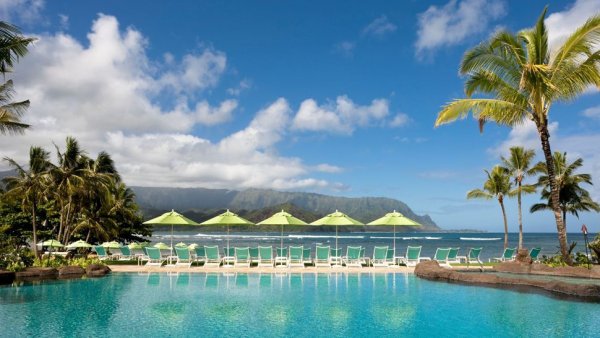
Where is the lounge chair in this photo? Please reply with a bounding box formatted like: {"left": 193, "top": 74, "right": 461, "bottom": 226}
{"left": 258, "top": 246, "right": 274, "bottom": 267}
{"left": 491, "top": 247, "right": 516, "bottom": 262}
{"left": 234, "top": 247, "right": 251, "bottom": 267}
{"left": 194, "top": 247, "right": 206, "bottom": 265}
{"left": 303, "top": 247, "right": 313, "bottom": 266}
{"left": 447, "top": 247, "right": 460, "bottom": 265}
{"left": 344, "top": 246, "right": 362, "bottom": 268}
{"left": 250, "top": 247, "right": 260, "bottom": 265}
{"left": 223, "top": 247, "right": 235, "bottom": 267}
{"left": 204, "top": 245, "right": 221, "bottom": 267}
{"left": 175, "top": 247, "right": 193, "bottom": 268}
{"left": 288, "top": 246, "right": 304, "bottom": 268}
{"left": 402, "top": 246, "right": 424, "bottom": 267}
{"left": 94, "top": 246, "right": 110, "bottom": 261}
{"left": 315, "top": 245, "right": 331, "bottom": 267}
{"left": 145, "top": 247, "right": 164, "bottom": 266}
{"left": 529, "top": 247, "right": 542, "bottom": 262}
{"left": 359, "top": 247, "right": 370, "bottom": 266}
{"left": 118, "top": 246, "right": 133, "bottom": 261}
{"left": 386, "top": 247, "right": 397, "bottom": 267}
{"left": 330, "top": 247, "right": 343, "bottom": 267}
{"left": 466, "top": 247, "right": 483, "bottom": 269}
{"left": 428, "top": 248, "right": 451, "bottom": 267}
{"left": 372, "top": 246, "right": 389, "bottom": 267}
{"left": 275, "top": 247, "right": 288, "bottom": 267}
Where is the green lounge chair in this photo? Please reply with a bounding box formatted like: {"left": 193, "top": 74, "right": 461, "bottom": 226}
{"left": 447, "top": 247, "right": 460, "bottom": 264}
{"left": 529, "top": 247, "right": 542, "bottom": 262}
{"left": 145, "top": 247, "right": 164, "bottom": 266}
{"left": 372, "top": 246, "right": 389, "bottom": 267}
{"left": 403, "top": 246, "right": 423, "bottom": 267}
{"left": 345, "top": 246, "right": 362, "bottom": 268}
{"left": 491, "top": 247, "right": 516, "bottom": 262}
{"left": 222, "top": 247, "right": 235, "bottom": 267}
{"left": 250, "top": 247, "right": 260, "bottom": 265}
{"left": 204, "top": 245, "right": 221, "bottom": 267}
{"left": 330, "top": 247, "right": 343, "bottom": 267}
{"left": 94, "top": 245, "right": 110, "bottom": 261}
{"left": 275, "top": 247, "right": 288, "bottom": 267}
{"left": 303, "top": 247, "right": 313, "bottom": 266}
{"left": 194, "top": 247, "right": 206, "bottom": 265}
{"left": 315, "top": 245, "right": 331, "bottom": 267}
{"left": 175, "top": 247, "right": 193, "bottom": 268}
{"left": 466, "top": 247, "right": 483, "bottom": 269}
{"left": 258, "top": 246, "right": 274, "bottom": 267}
{"left": 386, "top": 247, "right": 397, "bottom": 266}
{"left": 118, "top": 246, "right": 133, "bottom": 261}
{"left": 288, "top": 246, "right": 304, "bottom": 268}
{"left": 428, "top": 247, "right": 451, "bottom": 267}
{"left": 359, "top": 247, "right": 369, "bottom": 266}
{"left": 234, "top": 247, "right": 251, "bottom": 267}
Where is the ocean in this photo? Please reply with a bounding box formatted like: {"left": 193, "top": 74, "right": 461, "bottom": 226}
{"left": 150, "top": 231, "right": 596, "bottom": 262}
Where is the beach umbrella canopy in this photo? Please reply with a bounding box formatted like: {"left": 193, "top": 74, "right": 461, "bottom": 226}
{"left": 153, "top": 242, "right": 172, "bottom": 250}
{"left": 66, "top": 240, "right": 92, "bottom": 249}
{"left": 258, "top": 210, "right": 308, "bottom": 249}
{"left": 143, "top": 209, "right": 199, "bottom": 254}
{"left": 188, "top": 243, "right": 199, "bottom": 250}
{"left": 311, "top": 210, "right": 363, "bottom": 250}
{"left": 201, "top": 209, "right": 254, "bottom": 254}
{"left": 175, "top": 242, "right": 188, "bottom": 247}
{"left": 40, "top": 239, "right": 64, "bottom": 248}
{"left": 367, "top": 210, "right": 421, "bottom": 252}
{"left": 101, "top": 241, "right": 121, "bottom": 249}
{"left": 128, "top": 242, "right": 149, "bottom": 250}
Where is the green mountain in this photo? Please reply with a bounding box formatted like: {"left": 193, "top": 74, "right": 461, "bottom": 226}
{"left": 132, "top": 186, "right": 440, "bottom": 231}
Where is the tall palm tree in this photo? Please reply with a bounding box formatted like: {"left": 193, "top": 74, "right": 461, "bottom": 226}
{"left": 531, "top": 152, "right": 600, "bottom": 227}
{"left": 0, "top": 22, "right": 35, "bottom": 134}
{"left": 434, "top": 8, "right": 600, "bottom": 264}
{"left": 467, "top": 166, "right": 514, "bottom": 249}
{"left": 3, "top": 146, "right": 52, "bottom": 256}
{"left": 501, "top": 146, "right": 540, "bottom": 249}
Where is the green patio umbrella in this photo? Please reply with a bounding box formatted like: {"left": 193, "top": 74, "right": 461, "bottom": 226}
{"left": 175, "top": 242, "right": 188, "bottom": 247}
{"left": 143, "top": 209, "right": 199, "bottom": 255}
{"left": 101, "top": 241, "right": 121, "bottom": 249}
{"left": 66, "top": 240, "right": 92, "bottom": 249}
{"left": 200, "top": 209, "right": 254, "bottom": 255}
{"left": 311, "top": 210, "right": 363, "bottom": 251}
{"left": 128, "top": 242, "right": 149, "bottom": 250}
{"left": 367, "top": 210, "right": 421, "bottom": 253}
{"left": 188, "top": 243, "right": 199, "bottom": 250}
{"left": 39, "top": 239, "right": 64, "bottom": 263}
{"left": 153, "top": 242, "right": 171, "bottom": 250}
{"left": 257, "top": 210, "right": 308, "bottom": 250}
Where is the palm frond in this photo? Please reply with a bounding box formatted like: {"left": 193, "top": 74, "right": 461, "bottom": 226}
{"left": 435, "top": 98, "right": 529, "bottom": 127}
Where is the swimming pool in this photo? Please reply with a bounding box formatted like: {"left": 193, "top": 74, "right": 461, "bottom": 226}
{"left": 1, "top": 273, "right": 598, "bottom": 337}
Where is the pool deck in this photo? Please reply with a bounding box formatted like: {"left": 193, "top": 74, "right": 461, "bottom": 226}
{"left": 107, "top": 264, "right": 492, "bottom": 274}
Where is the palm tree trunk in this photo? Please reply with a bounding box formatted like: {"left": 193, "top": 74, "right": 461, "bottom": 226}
{"left": 538, "top": 124, "right": 572, "bottom": 265}
{"left": 31, "top": 200, "right": 38, "bottom": 258}
{"left": 499, "top": 196, "right": 508, "bottom": 249}
{"left": 517, "top": 182, "right": 523, "bottom": 250}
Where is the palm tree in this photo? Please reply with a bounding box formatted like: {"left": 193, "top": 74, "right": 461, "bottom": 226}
{"left": 0, "top": 22, "right": 35, "bottom": 134}
{"left": 531, "top": 152, "right": 600, "bottom": 227}
{"left": 0, "top": 80, "right": 30, "bottom": 134}
{"left": 434, "top": 8, "right": 600, "bottom": 264}
{"left": 501, "top": 147, "right": 540, "bottom": 249}
{"left": 467, "top": 166, "right": 513, "bottom": 249}
{"left": 3, "top": 146, "right": 52, "bottom": 256}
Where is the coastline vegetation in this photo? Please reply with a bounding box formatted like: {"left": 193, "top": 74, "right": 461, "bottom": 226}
{"left": 435, "top": 7, "right": 600, "bottom": 265}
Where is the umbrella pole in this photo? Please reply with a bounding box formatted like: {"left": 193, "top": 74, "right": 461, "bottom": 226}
{"left": 170, "top": 224, "right": 174, "bottom": 257}
{"left": 336, "top": 225, "right": 338, "bottom": 251}
{"left": 281, "top": 224, "right": 284, "bottom": 251}
{"left": 227, "top": 225, "right": 230, "bottom": 257}
{"left": 393, "top": 224, "right": 396, "bottom": 253}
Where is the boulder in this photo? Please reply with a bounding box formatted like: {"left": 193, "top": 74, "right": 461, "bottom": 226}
{"left": 86, "top": 264, "right": 111, "bottom": 277}
{"left": 515, "top": 249, "right": 531, "bottom": 264}
{"left": 58, "top": 266, "right": 85, "bottom": 277}
{"left": 16, "top": 267, "right": 58, "bottom": 279}
{"left": 0, "top": 270, "right": 15, "bottom": 285}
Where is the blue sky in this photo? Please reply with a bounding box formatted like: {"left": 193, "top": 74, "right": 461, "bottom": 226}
{"left": 1, "top": 0, "right": 599, "bottom": 233}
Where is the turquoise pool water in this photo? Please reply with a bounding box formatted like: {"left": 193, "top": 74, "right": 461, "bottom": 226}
{"left": 1, "top": 273, "right": 598, "bottom": 337}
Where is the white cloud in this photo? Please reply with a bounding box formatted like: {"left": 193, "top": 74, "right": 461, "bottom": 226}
{"left": 292, "top": 96, "right": 390, "bottom": 134}
{"left": 333, "top": 41, "right": 356, "bottom": 57}
{"left": 389, "top": 113, "right": 409, "bottom": 127}
{"left": 546, "top": 0, "right": 600, "bottom": 53}
{"left": 362, "top": 15, "right": 397, "bottom": 38}
{"left": 227, "top": 78, "right": 251, "bottom": 96}
{"left": 583, "top": 105, "right": 600, "bottom": 119}
{"left": 0, "top": 0, "right": 44, "bottom": 24}
{"left": 0, "top": 14, "right": 341, "bottom": 191}
{"left": 58, "top": 14, "right": 69, "bottom": 30}
{"left": 489, "top": 120, "right": 559, "bottom": 157}
{"left": 314, "top": 164, "right": 343, "bottom": 173}
{"left": 415, "top": 0, "right": 506, "bottom": 57}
